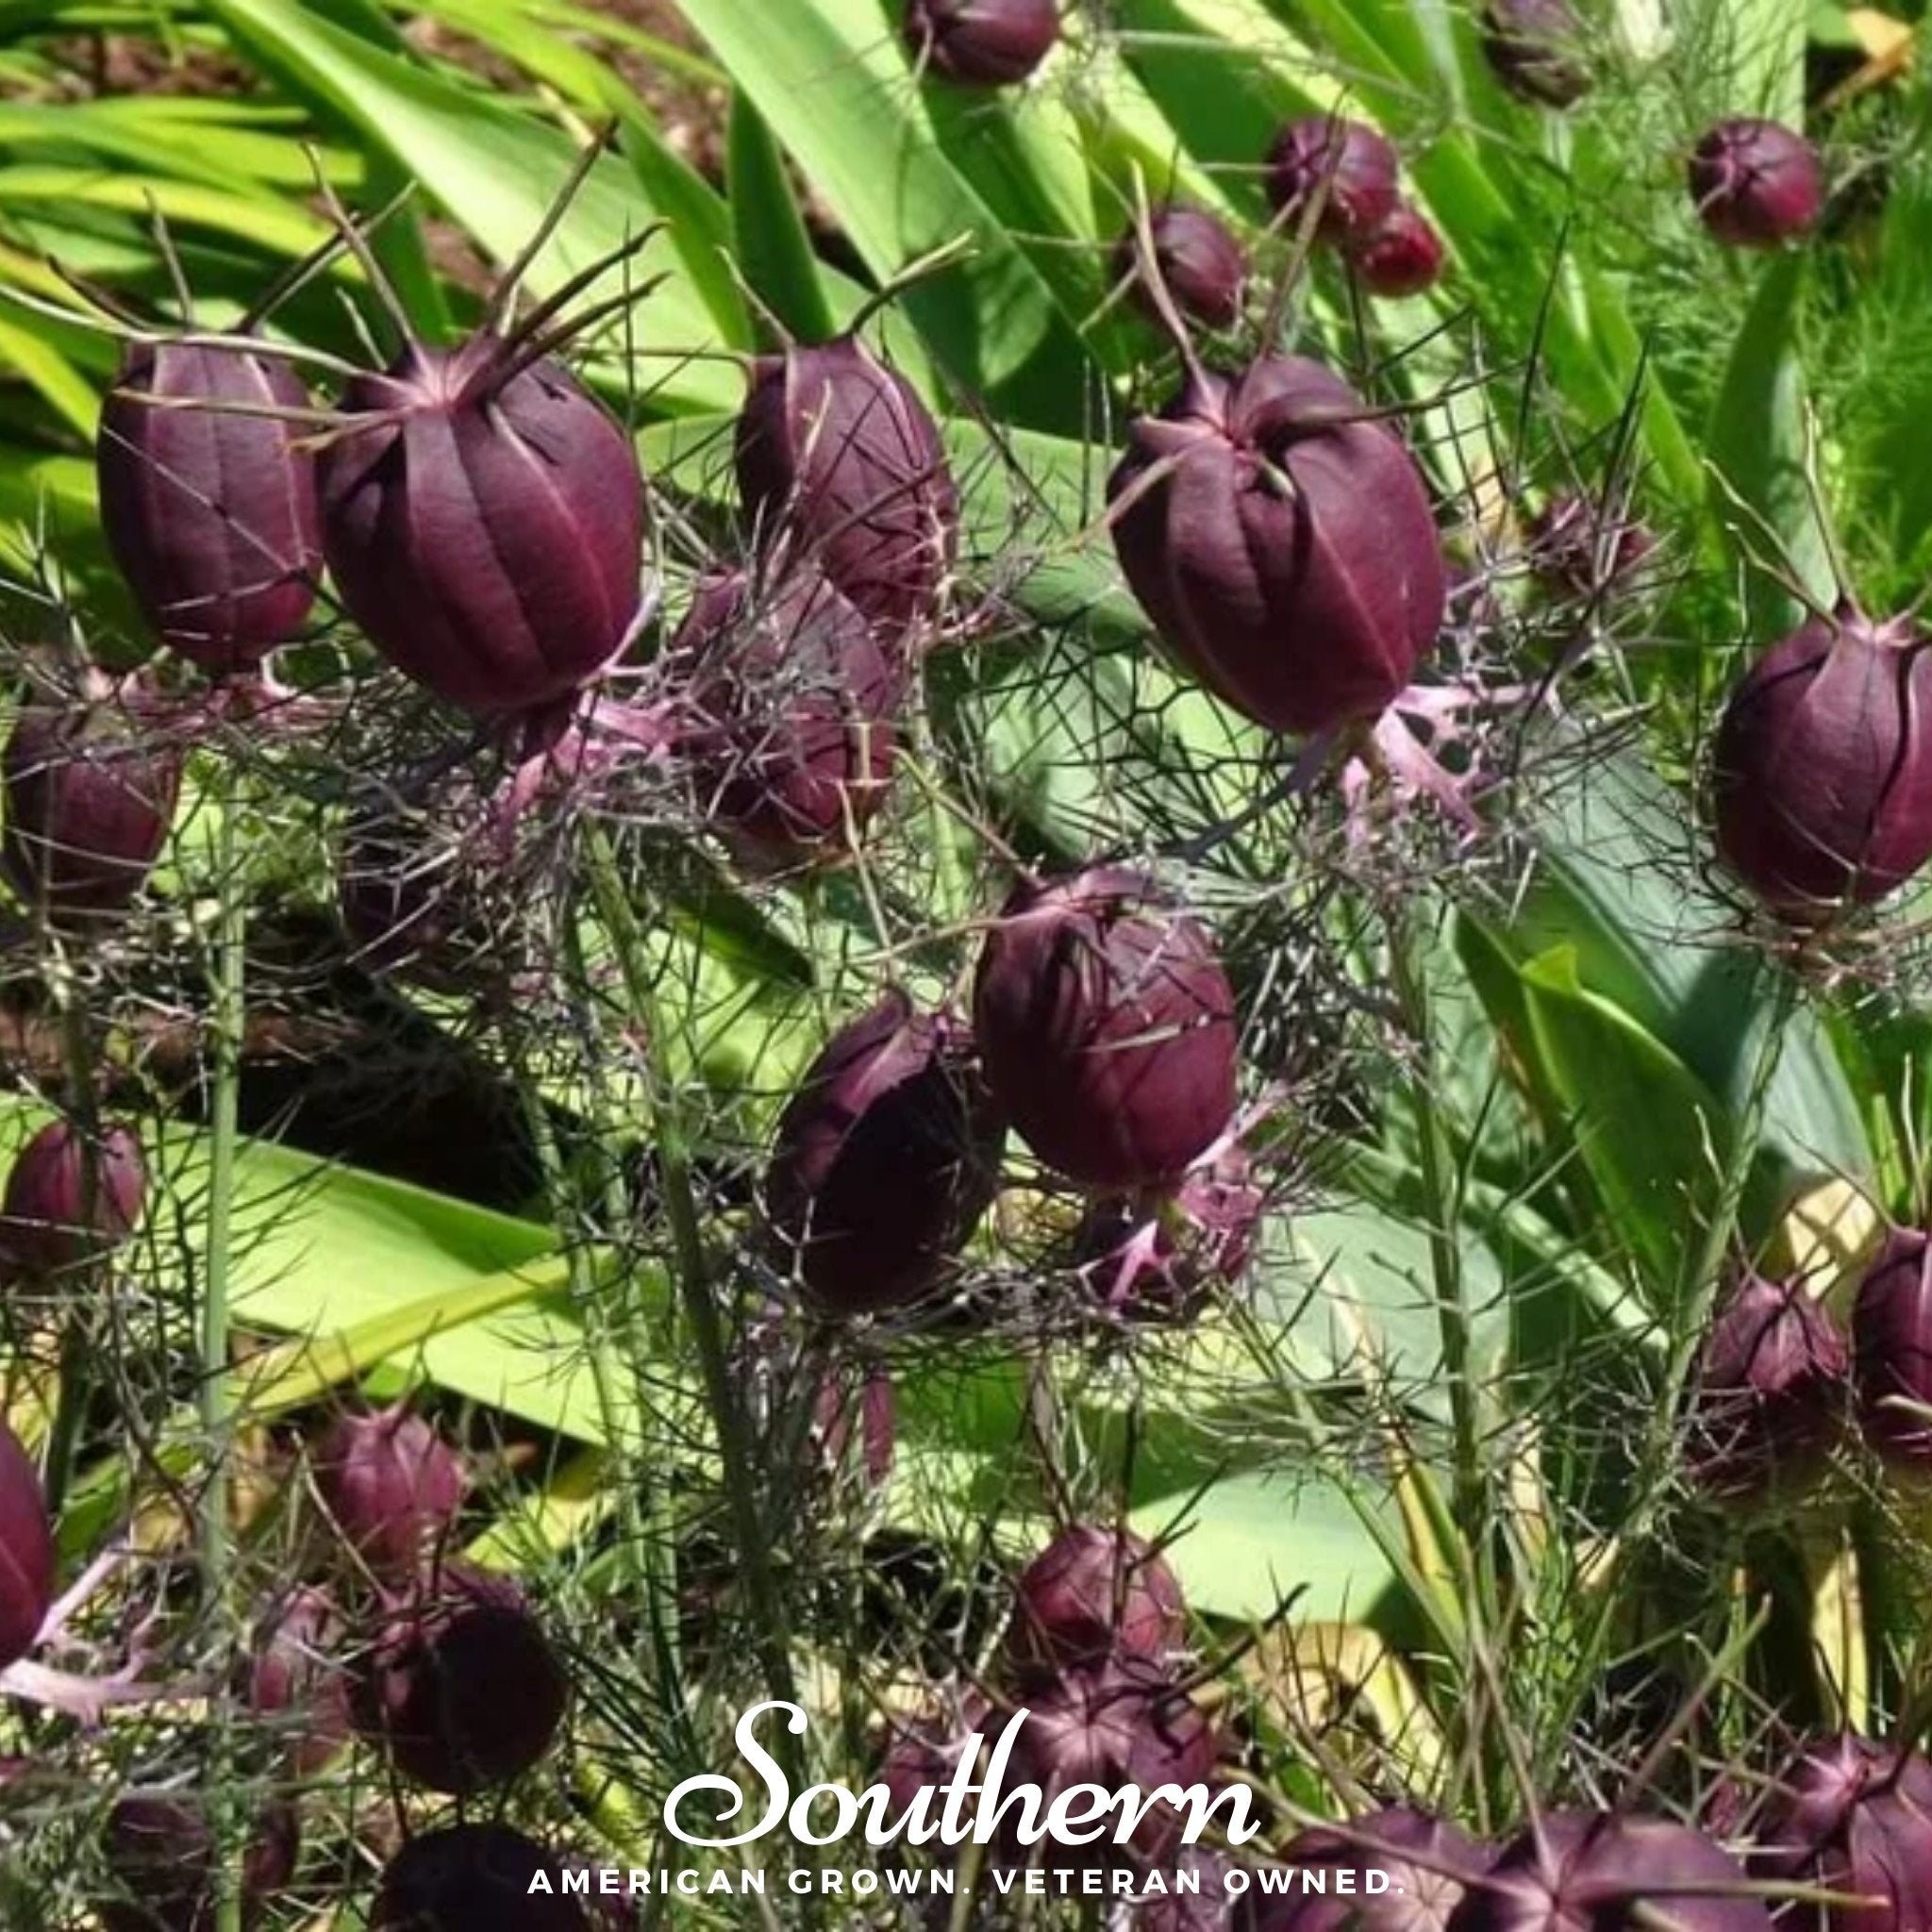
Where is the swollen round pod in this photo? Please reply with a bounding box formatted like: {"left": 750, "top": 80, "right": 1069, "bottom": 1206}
{"left": 1112, "top": 207, "right": 1247, "bottom": 330}
{"left": 0, "top": 1415, "right": 53, "bottom": 1669}
{"left": 96, "top": 339, "right": 322, "bottom": 672}
{"left": 972, "top": 867, "right": 1239, "bottom": 1191}
{"left": 1689, "top": 120, "right": 1824, "bottom": 248}
{"left": 1007, "top": 1524, "right": 1186, "bottom": 1679}
{"left": 370, "top": 1824, "right": 589, "bottom": 1932}
{"left": 1260, "top": 1807, "right": 1489, "bottom": 1932}
{"left": 1344, "top": 203, "right": 1446, "bottom": 299}
{"left": 1481, "top": 0, "right": 1591, "bottom": 108}
{"left": 902, "top": 0, "right": 1059, "bottom": 87}
{"left": 1853, "top": 1229, "right": 1932, "bottom": 1472}
{"left": 98, "top": 1793, "right": 298, "bottom": 1932}
{"left": 311, "top": 1406, "right": 466, "bottom": 1579}
{"left": 1264, "top": 118, "right": 1402, "bottom": 242}
{"left": 0, "top": 1119, "right": 145, "bottom": 1279}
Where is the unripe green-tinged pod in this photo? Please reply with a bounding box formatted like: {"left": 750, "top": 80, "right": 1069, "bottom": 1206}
{"left": 312, "top": 1406, "right": 466, "bottom": 1579}
{"left": 1108, "top": 358, "right": 1445, "bottom": 738}
{"left": 319, "top": 336, "right": 644, "bottom": 719}
{"left": 734, "top": 339, "right": 957, "bottom": 644}
{"left": 96, "top": 340, "right": 321, "bottom": 671}
{"left": 1344, "top": 203, "right": 1446, "bottom": 298}
{"left": 1853, "top": 1229, "right": 1932, "bottom": 1471}
{"left": 1481, "top": 0, "right": 1591, "bottom": 108}
{"left": 1112, "top": 208, "right": 1247, "bottom": 330}
{"left": 974, "top": 868, "right": 1238, "bottom": 1191}
{"left": 766, "top": 990, "right": 1002, "bottom": 1316}
{"left": 1264, "top": 118, "right": 1402, "bottom": 242}
{"left": 98, "top": 1794, "right": 298, "bottom": 1932}
{"left": 0, "top": 1119, "right": 145, "bottom": 1278}
{"left": 371, "top": 1824, "right": 589, "bottom": 1932}
{"left": 0, "top": 1416, "right": 52, "bottom": 1669}
{"left": 1690, "top": 120, "right": 1824, "bottom": 248}
{"left": 1007, "top": 1524, "right": 1185, "bottom": 1680}
{"left": 1261, "top": 1807, "right": 1490, "bottom": 1932}
{"left": 902, "top": 0, "right": 1058, "bottom": 86}
{"left": 1712, "top": 608, "right": 1932, "bottom": 915}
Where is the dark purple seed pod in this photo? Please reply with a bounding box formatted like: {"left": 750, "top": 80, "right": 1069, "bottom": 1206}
{"left": 1751, "top": 1734, "right": 1932, "bottom": 1932}
{"left": 350, "top": 1565, "right": 569, "bottom": 1793}
{"left": 1853, "top": 1228, "right": 1932, "bottom": 1472}
{"left": 319, "top": 335, "right": 644, "bottom": 719}
{"left": 311, "top": 1405, "right": 467, "bottom": 1579}
{"left": 1, "top": 691, "right": 182, "bottom": 924}
{"left": 246, "top": 1585, "right": 352, "bottom": 1775}
{"left": 1448, "top": 1810, "right": 1772, "bottom": 1932}
{"left": 1108, "top": 357, "right": 1446, "bottom": 738}
{"left": 1684, "top": 1273, "right": 1849, "bottom": 1504}
{"left": 1112, "top": 207, "right": 1248, "bottom": 330}
{"left": 96, "top": 339, "right": 321, "bottom": 671}
{"left": 973, "top": 868, "right": 1238, "bottom": 1191}
{"left": 766, "top": 989, "right": 1003, "bottom": 1316}
{"left": 0, "top": 1119, "right": 145, "bottom": 1279}
{"left": 674, "top": 563, "right": 903, "bottom": 872}
{"left": 1264, "top": 117, "right": 1403, "bottom": 242}
{"left": 1259, "top": 1807, "right": 1490, "bottom": 1932}
{"left": 1007, "top": 1524, "right": 1186, "bottom": 1680}
{"left": 1073, "top": 1144, "right": 1262, "bottom": 1316}
{"left": 1525, "top": 492, "right": 1657, "bottom": 599}
{"left": 1344, "top": 201, "right": 1446, "bottom": 298}
{"left": 0, "top": 1416, "right": 53, "bottom": 1670}
{"left": 99, "top": 1794, "right": 298, "bottom": 1932}
{"left": 902, "top": 0, "right": 1059, "bottom": 87}
{"left": 1481, "top": 0, "right": 1591, "bottom": 108}
{"left": 734, "top": 337, "right": 958, "bottom": 643}
{"left": 371, "top": 1824, "right": 590, "bottom": 1932}
{"left": 1689, "top": 119, "right": 1825, "bottom": 249}
{"left": 1711, "top": 608, "right": 1932, "bottom": 915}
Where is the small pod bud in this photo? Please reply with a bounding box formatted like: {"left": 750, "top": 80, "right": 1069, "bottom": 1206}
{"left": 350, "top": 1565, "right": 570, "bottom": 1794}
{"left": 311, "top": 1406, "right": 466, "bottom": 1579}
{"left": 1344, "top": 201, "right": 1446, "bottom": 298}
{"left": 1264, "top": 117, "right": 1403, "bottom": 242}
{"left": 1683, "top": 1272, "right": 1848, "bottom": 1504}
{"left": 973, "top": 868, "right": 1238, "bottom": 1191}
{"left": 1263, "top": 1807, "right": 1489, "bottom": 1932}
{"left": 1481, "top": 0, "right": 1591, "bottom": 108}
{"left": 2, "top": 692, "right": 182, "bottom": 925}
{"left": 901, "top": 0, "right": 1059, "bottom": 87}
{"left": 1108, "top": 358, "right": 1446, "bottom": 738}
{"left": 320, "top": 337, "right": 645, "bottom": 719}
{"left": 245, "top": 1585, "right": 352, "bottom": 1775}
{"left": 96, "top": 339, "right": 322, "bottom": 671}
{"left": 0, "top": 1119, "right": 145, "bottom": 1279}
{"left": 766, "top": 990, "right": 1003, "bottom": 1317}
{"left": 1853, "top": 1229, "right": 1932, "bottom": 1472}
{"left": 0, "top": 1416, "right": 53, "bottom": 1670}
{"left": 1525, "top": 492, "right": 1657, "bottom": 600}
{"left": 734, "top": 338, "right": 958, "bottom": 643}
{"left": 1073, "top": 1144, "right": 1262, "bottom": 1316}
{"left": 1689, "top": 119, "right": 1824, "bottom": 249}
{"left": 1711, "top": 608, "right": 1932, "bottom": 916}
{"left": 371, "top": 1824, "right": 590, "bottom": 1932}
{"left": 99, "top": 1794, "right": 298, "bottom": 1932}
{"left": 1111, "top": 207, "right": 1247, "bottom": 330}
{"left": 1007, "top": 1524, "right": 1186, "bottom": 1679}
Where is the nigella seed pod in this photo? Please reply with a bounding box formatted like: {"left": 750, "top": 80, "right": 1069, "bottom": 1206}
{"left": 1448, "top": 1811, "right": 1772, "bottom": 1932}
{"left": 350, "top": 1565, "right": 569, "bottom": 1793}
{"left": 1074, "top": 1144, "right": 1262, "bottom": 1317}
{"left": 1481, "top": 0, "right": 1591, "bottom": 108}
{"left": 246, "top": 1585, "right": 352, "bottom": 1774}
{"left": 1259, "top": 1807, "right": 1489, "bottom": 1932}
{"left": 96, "top": 339, "right": 321, "bottom": 671}
{"left": 1684, "top": 1272, "right": 1849, "bottom": 1504}
{"left": 1344, "top": 202, "right": 1446, "bottom": 298}
{"left": 973, "top": 868, "right": 1239, "bottom": 1191}
{"left": 312, "top": 1405, "right": 466, "bottom": 1578}
{"left": 0, "top": 1119, "right": 145, "bottom": 1279}
{"left": 734, "top": 338, "right": 958, "bottom": 643}
{"left": 319, "top": 336, "right": 645, "bottom": 719}
{"left": 371, "top": 1824, "right": 590, "bottom": 1932}
{"left": 1853, "top": 1229, "right": 1932, "bottom": 1471}
{"left": 1112, "top": 207, "right": 1247, "bottom": 330}
{"left": 1007, "top": 1524, "right": 1186, "bottom": 1680}
{"left": 1264, "top": 117, "right": 1403, "bottom": 242}
{"left": 674, "top": 564, "right": 903, "bottom": 872}
{"left": 1, "top": 691, "right": 182, "bottom": 925}
{"left": 99, "top": 1794, "right": 299, "bottom": 1932}
{"left": 1689, "top": 119, "right": 1825, "bottom": 249}
{"left": 766, "top": 990, "right": 1003, "bottom": 1317}
{"left": 1109, "top": 358, "right": 1445, "bottom": 738}
{"left": 901, "top": 0, "right": 1059, "bottom": 87}
{"left": 1711, "top": 608, "right": 1932, "bottom": 915}
{"left": 0, "top": 1416, "right": 53, "bottom": 1670}
{"left": 1525, "top": 492, "right": 1657, "bottom": 600}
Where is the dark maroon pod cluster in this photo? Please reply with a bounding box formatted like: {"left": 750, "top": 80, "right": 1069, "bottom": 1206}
{"left": 246, "top": 1585, "right": 352, "bottom": 1775}
{"left": 0, "top": 1118, "right": 145, "bottom": 1280}
{"left": 1, "top": 691, "right": 182, "bottom": 925}
{"left": 765, "top": 989, "right": 1002, "bottom": 1316}
{"left": 973, "top": 868, "right": 1238, "bottom": 1191}
{"left": 1853, "top": 1229, "right": 1932, "bottom": 1472}
{"left": 319, "top": 334, "right": 644, "bottom": 720}
{"left": 901, "top": 0, "right": 1059, "bottom": 87}
{"left": 96, "top": 339, "right": 322, "bottom": 672}
{"left": 1684, "top": 1273, "right": 1849, "bottom": 1505}
{"left": 311, "top": 1405, "right": 466, "bottom": 1579}
{"left": 1261, "top": 1807, "right": 1489, "bottom": 1932}
{"left": 1266, "top": 117, "right": 1402, "bottom": 242}
{"left": 0, "top": 1415, "right": 53, "bottom": 1670}
{"left": 371, "top": 1824, "right": 590, "bottom": 1932}
{"left": 1109, "top": 358, "right": 1445, "bottom": 738}
{"left": 1449, "top": 1810, "right": 1772, "bottom": 1932}
{"left": 99, "top": 1793, "right": 299, "bottom": 1932}
{"left": 350, "top": 1564, "right": 569, "bottom": 1793}
{"left": 1481, "top": 0, "right": 1591, "bottom": 108}
{"left": 1006, "top": 1524, "right": 1185, "bottom": 1679}
{"left": 1112, "top": 207, "right": 1248, "bottom": 331}
{"left": 1689, "top": 120, "right": 1824, "bottom": 249}
{"left": 1711, "top": 607, "right": 1932, "bottom": 916}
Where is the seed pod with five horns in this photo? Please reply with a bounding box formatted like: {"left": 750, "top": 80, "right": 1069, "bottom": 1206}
{"left": 1711, "top": 608, "right": 1932, "bottom": 915}
{"left": 1112, "top": 207, "right": 1247, "bottom": 331}
{"left": 96, "top": 339, "right": 322, "bottom": 672}
{"left": 312, "top": 1406, "right": 466, "bottom": 1578}
{"left": 319, "top": 335, "right": 645, "bottom": 719}
{"left": 1344, "top": 202, "right": 1446, "bottom": 298}
{"left": 0, "top": 1118, "right": 146, "bottom": 1279}
{"left": 1853, "top": 1228, "right": 1932, "bottom": 1472}
{"left": 1690, "top": 120, "right": 1824, "bottom": 249}
{"left": 0, "top": 1415, "right": 53, "bottom": 1670}
{"left": 973, "top": 868, "right": 1239, "bottom": 1191}
{"left": 1108, "top": 358, "right": 1446, "bottom": 738}
{"left": 371, "top": 1824, "right": 589, "bottom": 1932}
{"left": 1007, "top": 1524, "right": 1186, "bottom": 1680}
{"left": 1261, "top": 1807, "right": 1490, "bottom": 1932}
{"left": 1264, "top": 117, "right": 1403, "bottom": 242}
{"left": 901, "top": 0, "right": 1059, "bottom": 87}
{"left": 1481, "top": 0, "right": 1591, "bottom": 108}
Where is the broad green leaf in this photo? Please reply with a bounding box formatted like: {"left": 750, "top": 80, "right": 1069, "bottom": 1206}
{"left": 725, "top": 91, "right": 836, "bottom": 348}
{"left": 0, "top": 311, "right": 96, "bottom": 439}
